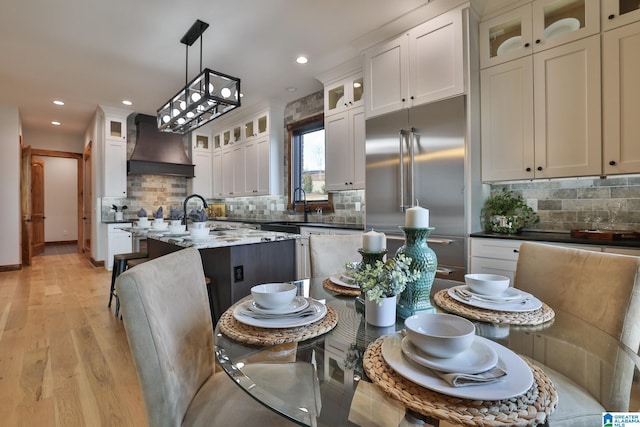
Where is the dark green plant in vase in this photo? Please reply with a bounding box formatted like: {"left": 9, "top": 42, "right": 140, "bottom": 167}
{"left": 481, "top": 189, "right": 539, "bottom": 234}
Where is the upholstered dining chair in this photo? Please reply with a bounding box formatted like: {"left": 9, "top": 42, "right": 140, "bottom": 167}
{"left": 309, "top": 233, "right": 363, "bottom": 278}
{"left": 116, "top": 247, "right": 297, "bottom": 427}
{"left": 512, "top": 242, "right": 640, "bottom": 424}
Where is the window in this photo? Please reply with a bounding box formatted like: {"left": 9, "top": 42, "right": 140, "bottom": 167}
{"left": 288, "top": 115, "right": 333, "bottom": 212}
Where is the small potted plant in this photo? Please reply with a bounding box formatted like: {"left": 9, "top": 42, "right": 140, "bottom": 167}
{"left": 349, "top": 254, "right": 420, "bottom": 326}
{"left": 481, "top": 189, "right": 539, "bottom": 234}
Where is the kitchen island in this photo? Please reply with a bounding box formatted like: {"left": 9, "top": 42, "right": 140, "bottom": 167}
{"left": 144, "top": 227, "right": 299, "bottom": 323}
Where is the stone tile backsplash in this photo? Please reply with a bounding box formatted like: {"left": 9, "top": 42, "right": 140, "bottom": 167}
{"left": 491, "top": 176, "right": 640, "bottom": 232}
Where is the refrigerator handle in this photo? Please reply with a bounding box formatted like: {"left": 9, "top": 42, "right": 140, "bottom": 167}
{"left": 399, "top": 129, "right": 409, "bottom": 212}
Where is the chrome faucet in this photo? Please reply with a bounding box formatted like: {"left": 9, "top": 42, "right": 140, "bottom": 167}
{"left": 292, "top": 187, "right": 309, "bottom": 222}
{"left": 183, "top": 194, "right": 208, "bottom": 231}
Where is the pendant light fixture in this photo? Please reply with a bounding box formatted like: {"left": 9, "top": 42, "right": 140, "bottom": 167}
{"left": 157, "top": 19, "right": 241, "bottom": 134}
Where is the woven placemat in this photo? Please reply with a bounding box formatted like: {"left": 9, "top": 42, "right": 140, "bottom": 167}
{"left": 363, "top": 337, "right": 557, "bottom": 426}
{"left": 219, "top": 305, "right": 338, "bottom": 346}
{"left": 323, "top": 278, "right": 361, "bottom": 296}
{"left": 433, "top": 290, "right": 555, "bottom": 326}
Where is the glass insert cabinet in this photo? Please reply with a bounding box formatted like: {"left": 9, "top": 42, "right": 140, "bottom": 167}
{"left": 479, "top": 0, "right": 599, "bottom": 69}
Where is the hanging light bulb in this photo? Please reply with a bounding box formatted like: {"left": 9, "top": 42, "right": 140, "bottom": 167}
{"left": 221, "top": 87, "right": 231, "bottom": 98}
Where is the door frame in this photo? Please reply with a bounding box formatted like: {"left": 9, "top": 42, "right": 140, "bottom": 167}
{"left": 31, "top": 149, "right": 83, "bottom": 254}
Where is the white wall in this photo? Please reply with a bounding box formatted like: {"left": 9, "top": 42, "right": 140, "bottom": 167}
{"left": 34, "top": 156, "right": 78, "bottom": 242}
{"left": 0, "top": 104, "right": 21, "bottom": 267}
{"left": 23, "top": 128, "right": 84, "bottom": 153}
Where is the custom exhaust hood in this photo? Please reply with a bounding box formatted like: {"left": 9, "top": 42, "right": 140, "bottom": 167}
{"left": 127, "top": 114, "right": 195, "bottom": 177}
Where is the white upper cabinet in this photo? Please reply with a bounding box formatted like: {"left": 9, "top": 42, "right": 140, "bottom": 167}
{"left": 325, "top": 106, "right": 366, "bottom": 191}
{"left": 324, "top": 73, "right": 364, "bottom": 117}
{"left": 210, "top": 103, "right": 282, "bottom": 197}
{"left": 602, "top": 0, "right": 640, "bottom": 30}
{"left": 603, "top": 20, "right": 640, "bottom": 175}
{"left": 101, "top": 109, "right": 129, "bottom": 197}
{"left": 191, "top": 131, "right": 213, "bottom": 198}
{"left": 481, "top": 57, "right": 535, "bottom": 181}
{"left": 532, "top": 35, "right": 601, "bottom": 179}
{"left": 243, "top": 111, "right": 269, "bottom": 142}
{"left": 481, "top": 34, "right": 601, "bottom": 181}
{"left": 364, "top": 8, "right": 465, "bottom": 118}
{"left": 480, "top": 0, "right": 600, "bottom": 69}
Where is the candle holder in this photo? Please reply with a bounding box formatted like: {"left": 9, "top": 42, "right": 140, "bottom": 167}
{"left": 355, "top": 248, "right": 387, "bottom": 314}
{"left": 395, "top": 226, "right": 437, "bottom": 319}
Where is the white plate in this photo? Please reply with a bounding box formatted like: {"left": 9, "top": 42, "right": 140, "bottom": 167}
{"left": 329, "top": 273, "right": 360, "bottom": 289}
{"left": 544, "top": 17, "right": 579, "bottom": 40}
{"left": 233, "top": 298, "right": 327, "bottom": 328}
{"left": 251, "top": 296, "right": 310, "bottom": 314}
{"left": 448, "top": 286, "right": 542, "bottom": 312}
{"left": 461, "top": 285, "right": 527, "bottom": 302}
{"left": 497, "top": 35, "right": 522, "bottom": 56}
{"left": 401, "top": 336, "right": 498, "bottom": 374}
{"left": 382, "top": 333, "right": 533, "bottom": 400}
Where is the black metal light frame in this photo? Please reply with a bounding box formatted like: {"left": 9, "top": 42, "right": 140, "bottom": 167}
{"left": 157, "top": 20, "right": 241, "bottom": 134}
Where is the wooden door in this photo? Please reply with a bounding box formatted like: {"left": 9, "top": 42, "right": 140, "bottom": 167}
{"left": 83, "top": 142, "right": 92, "bottom": 258}
{"left": 21, "top": 146, "right": 33, "bottom": 266}
{"left": 31, "top": 158, "right": 45, "bottom": 256}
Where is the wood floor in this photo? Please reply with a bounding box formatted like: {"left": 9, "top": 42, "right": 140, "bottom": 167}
{"left": 0, "top": 251, "right": 147, "bottom": 426}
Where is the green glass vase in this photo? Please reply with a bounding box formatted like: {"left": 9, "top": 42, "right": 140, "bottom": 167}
{"left": 395, "top": 227, "right": 437, "bottom": 319}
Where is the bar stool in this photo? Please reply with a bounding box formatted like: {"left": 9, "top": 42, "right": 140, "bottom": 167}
{"left": 109, "top": 251, "right": 148, "bottom": 317}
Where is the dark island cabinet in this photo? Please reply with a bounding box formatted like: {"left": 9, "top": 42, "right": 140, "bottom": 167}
{"left": 147, "top": 238, "right": 296, "bottom": 323}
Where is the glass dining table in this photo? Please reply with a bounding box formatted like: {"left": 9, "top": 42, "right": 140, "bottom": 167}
{"left": 213, "top": 277, "right": 640, "bottom": 426}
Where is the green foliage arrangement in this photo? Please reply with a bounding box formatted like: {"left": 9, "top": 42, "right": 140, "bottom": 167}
{"left": 481, "top": 189, "right": 539, "bottom": 234}
{"left": 349, "top": 254, "right": 421, "bottom": 305}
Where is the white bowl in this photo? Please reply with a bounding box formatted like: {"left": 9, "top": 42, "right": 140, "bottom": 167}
{"left": 404, "top": 313, "right": 475, "bottom": 358}
{"left": 251, "top": 283, "right": 297, "bottom": 309}
{"left": 190, "top": 227, "right": 210, "bottom": 239}
{"left": 464, "top": 273, "right": 510, "bottom": 296}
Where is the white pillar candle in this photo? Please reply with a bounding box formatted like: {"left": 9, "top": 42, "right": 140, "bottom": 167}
{"left": 406, "top": 206, "right": 429, "bottom": 228}
{"left": 363, "top": 230, "right": 385, "bottom": 252}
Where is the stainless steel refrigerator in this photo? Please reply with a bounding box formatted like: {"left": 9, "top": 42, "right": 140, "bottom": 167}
{"left": 365, "top": 95, "right": 466, "bottom": 281}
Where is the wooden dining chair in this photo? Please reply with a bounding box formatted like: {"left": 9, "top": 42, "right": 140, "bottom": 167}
{"left": 309, "top": 233, "right": 363, "bottom": 278}
{"left": 512, "top": 242, "right": 640, "bottom": 424}
{"left": 116, "top": 247, "right": 297, "bottom": 427}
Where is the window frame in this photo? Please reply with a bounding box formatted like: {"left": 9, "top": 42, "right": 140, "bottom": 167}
{"left": 287, "top": 114, "right": 334, "bottom": 213}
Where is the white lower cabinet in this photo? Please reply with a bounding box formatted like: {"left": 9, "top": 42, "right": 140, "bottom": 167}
{"left": 106, "top": 223, "right": 132, "bottom": 271}
{"left": 469, "top": 237, "right": 602, "bottom": 282}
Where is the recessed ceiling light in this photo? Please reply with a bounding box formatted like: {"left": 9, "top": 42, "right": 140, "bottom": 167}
{"left": 51, "top": 121, "right": 61, "bottom": 126}
{"left": 53, "top": 100, "right": 64, "bottom": 106}
{"left": 296, "top": 56, "right": 308, "bottom": 64}
{"left": 286, "top": 87, "right": 297, "bottom": 92}
{"left": 122, "top": 100, "right": 133, "bottom": 106}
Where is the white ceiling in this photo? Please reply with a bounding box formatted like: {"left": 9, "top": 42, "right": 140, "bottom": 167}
{"left": 0, "top": 0, "right": 454, "bottom": 139}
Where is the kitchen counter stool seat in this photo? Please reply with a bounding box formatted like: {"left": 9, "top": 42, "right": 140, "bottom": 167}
{"left": 109, "top": 251, "right": 148, "bottom": 317}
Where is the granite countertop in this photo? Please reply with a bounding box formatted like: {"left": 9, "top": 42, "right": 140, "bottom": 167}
{"left": 121, "top": 226, "right": 298, "bottom": 249}
{"left": 470, "top": 230, "right": 640, "bottom": 248}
